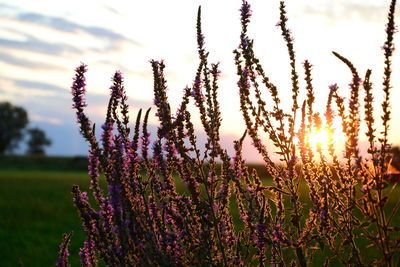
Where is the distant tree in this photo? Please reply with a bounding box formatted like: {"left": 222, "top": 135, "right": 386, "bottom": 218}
{"left": 0, "top": 102, "right": 28, "bottom": 154}
{"left": 26, "top": 127, "right": 52, "bottom": 155}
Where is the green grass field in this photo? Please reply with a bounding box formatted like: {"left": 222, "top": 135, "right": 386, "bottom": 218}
{"left": 0, "top": 169, "right": 399, "bottom": 266}
{"left": 0, "top": 170, "right": 90, "bottom": 266}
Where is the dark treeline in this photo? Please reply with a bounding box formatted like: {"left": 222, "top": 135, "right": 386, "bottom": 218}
{"left": 0, "top": 155, "right": 87, "bottom": 171}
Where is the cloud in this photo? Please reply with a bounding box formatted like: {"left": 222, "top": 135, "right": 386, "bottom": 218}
{"left": 103, "top": 5, "right": 123, "bottom": 16}
{"left": 0, "top": 77, "right": 67, "bottom": 94}
{"left": 299, "top": 1, "right": 395, "bottom": 24}
{"left": 0, "top": 51, "right": 64, "bottom": 69}
{"left": 0, "top": 5, "right": 141, "bottom": 59}
{"left": 0, "top": 78, "right": 59, "bottom": 98}
{"left": 15, "top": 12, "right": 140, "bottom": 46}
{"left": 0, "top": 35, "right": 82, "bottom": 55}
{"left": 13, "top": 79, "right": 66, "bottom": 92}
{"left": 30, "top": 114, "right": 63, "bottom": 125}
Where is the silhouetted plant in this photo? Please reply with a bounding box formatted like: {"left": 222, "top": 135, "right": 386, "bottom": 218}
{"left": 58, "top": 0, "right": 400, "bottom": 266}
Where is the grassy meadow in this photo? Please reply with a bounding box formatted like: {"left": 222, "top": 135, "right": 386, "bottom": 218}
{"left": 0, "top": 170, "right": 90, "bottom": 266}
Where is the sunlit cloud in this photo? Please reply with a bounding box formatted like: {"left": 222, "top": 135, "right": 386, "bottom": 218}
{"left": 298, "top": 0, "right": 398, "bottom": 23}
{"left": 30, "top": 114, "right": 63, "bottom": 125}
{"left": 0, "top": 51, "right": 59, "bottom": 69}
{"left": 0, "top": 77, "right": 59, "bottom": 98}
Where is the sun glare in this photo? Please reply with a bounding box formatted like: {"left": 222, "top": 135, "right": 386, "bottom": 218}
{"left": 306, "top": 127, "right": 332, "bottom": 151}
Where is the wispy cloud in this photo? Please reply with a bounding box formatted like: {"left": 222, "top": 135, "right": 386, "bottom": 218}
{"left": 0, "top": 51, "right": 63, "bottom": 69}
{"left": 103, "top": 5, "right": 123, "bottom": 16}
{"left": 16, "top": 12, "right": 138, "bottom": 45}
{"left": 30, "top": 114, "right": 63, "bottom": 125}
{"left": 0, "top": 4, "right": 141, "bottom": 58}
{"left": 0, "top": 77, "right": 61, "bottom": 98}
{"left": 299, "top": 0, "right": 396, "bottom": 24}
{"left": 13, "top": 79, "right": 66, "bottom": 92}
{"left": 0, "top": 36, "right": 82, "bottom": 55}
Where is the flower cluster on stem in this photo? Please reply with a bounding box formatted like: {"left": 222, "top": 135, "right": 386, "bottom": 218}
{"left": 59, "top": 0, "right": 400, "bottom": 266}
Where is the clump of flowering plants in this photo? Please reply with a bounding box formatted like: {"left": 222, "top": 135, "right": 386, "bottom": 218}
{"left": 58, "top": 0, "right": 400, "bottom": 266}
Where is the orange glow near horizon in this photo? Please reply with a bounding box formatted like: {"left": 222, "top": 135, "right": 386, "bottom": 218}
{"left": 306, "top": 126, "right": 333, "bottom": 152}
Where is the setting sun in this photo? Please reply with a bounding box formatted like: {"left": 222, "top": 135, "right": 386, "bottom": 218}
{"left": 306, "top": 127, "right": 332, "bottom": 151}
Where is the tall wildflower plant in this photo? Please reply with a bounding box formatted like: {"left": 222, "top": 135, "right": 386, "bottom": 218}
{"left": 58, "top": 0, "right": 400, "bottom": 266}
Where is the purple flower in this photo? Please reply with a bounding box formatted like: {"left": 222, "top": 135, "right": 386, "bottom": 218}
{"left": 87, "top": 150, "right": 100, "bottom": 178}
{"left": 140, "top": 130, "right": 151, "bottom": 161}
{"left": 240, "top": 0, "right": 252, "bottom": 22}
{"left": 153, "top": 95, "right": 161, "bottom": 105}
{"left": 163, "top": 141, "right": 178, "bottom": 157}
{"left": 191, "top": 78, "right": 205, "bottom": 104}
{"left": 212, "top": 202, "right": 220, "bottom": 212}
{"left": 217, "top": 184, "right": 230, "bottom": 199}
{"left": 381, "top": 43, "right": 395, "bottom": 53}
{"left": 210, "top": 63, "right": 221, "bottom": 77}
{"left": 276, "top": 16, "right": 288, "bottom": 27}
{"left": 288, "top": 155, "right": 298, "bottom": 165}
{"left": 71, "top": 63, "right": 94, "bottom": 138}
{"left": 320, "top": 209, "right": 328, "bottom": 219}
{"left": 240, "top": 36, "right": 250, "bottom": 50}
{"left": 328, "top": 83, "right": 338, "bottom": 91}
{"left": 71, "top": 63, "right": 88, "bottom": 110}
{"left": 233, "top": 256, "right": 244, "bottom": 266}
{"left": 240, "top": 214, "right": 249, "bottom": 221}
{"left": 361, "top": 185, "right": 368, "bottom": 194}
{"left": 152, "top": 141, "right": 165, "bottom": 170}
{"left": 272, "top": 224, "right": 285, "bottom": 242}
{"left": 101, "top": 122, "right": 114, "bottom": 149}
{"left": 56, "top": 233, "right": 72, "bottom": 267}
{"left": 386, "top": 22, "right": 398, "bottom": 34}
{"left": 79, "top": 239, "right": 97, "bottom": 267}
{"left": 237, "top": 68, "right": 251, "bottom": 94}
{"left": 99, "top": 199, "right": 114, "bottom": 233}
{"left": 302, "top": 60, "right": 312, "bottom": 68}
{"left": 256, "top": 223, "right": 267, "bottom": 232}
{"left": 80, "top": 191, "right": 89, "bottom": 202}
{"left": 110, "top": 70, "right": 124, "bottom": 99}
{"left": 197, "top": 33, "right": 205, "bottom": 49}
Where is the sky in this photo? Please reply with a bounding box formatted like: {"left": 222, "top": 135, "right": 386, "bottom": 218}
{"left": 0, "top": 0, "right": 399, "bottom": 162}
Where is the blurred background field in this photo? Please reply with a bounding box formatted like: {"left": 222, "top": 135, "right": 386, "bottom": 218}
{"left": 1, "top": 155, "right": 399, "bottom": 266}
{"left": 0, "top": 155, "right": 90, "bottom": 266}
{"left": 0, "top": 169, "right": 90, "bottom": 266}
{"left": 0, "top": 155, "right": 87, "bottom": 171}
